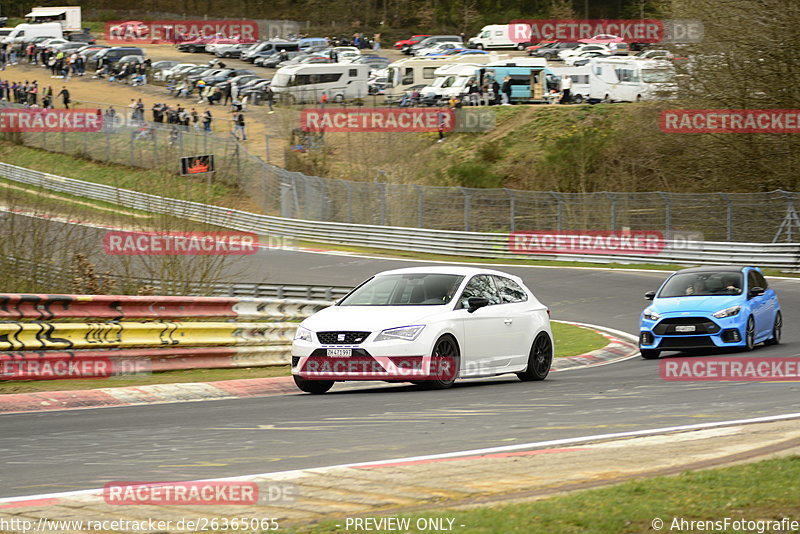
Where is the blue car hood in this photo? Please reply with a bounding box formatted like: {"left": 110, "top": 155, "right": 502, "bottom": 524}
{"left": 652, "top": 295, "right": 742, "bottom": 314}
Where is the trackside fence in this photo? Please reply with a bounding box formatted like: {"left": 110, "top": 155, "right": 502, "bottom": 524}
{"left": 1, "top": 162, "right": 799, "bottom": 270}
{"left": 0, "top": 293, "right": 333, "bottom": 379}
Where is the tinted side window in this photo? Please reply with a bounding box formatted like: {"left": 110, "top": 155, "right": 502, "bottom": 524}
{"left": 494, "top": 276, "right": 528, "bottom": 303}
{"left": 459, "top": 275, "right": 501, "bottom": 308}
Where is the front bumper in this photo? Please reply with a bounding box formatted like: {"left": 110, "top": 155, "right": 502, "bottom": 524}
{"left": 639, "top": 313, "right": 746, "bottom": 351}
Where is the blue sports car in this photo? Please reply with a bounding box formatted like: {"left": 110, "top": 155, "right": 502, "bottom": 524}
{"left": 639, "top": 266, "right": 781, "bottom": 359}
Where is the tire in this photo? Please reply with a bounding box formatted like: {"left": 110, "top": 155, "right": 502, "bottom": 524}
{"left": 765, "top": 311, "right": 782, "bottom": 345}
{"left": 640, "top": 349, "right": 660, "bottom": 360}
{"left": 476, "top": 44, "right": 484, "bottom": 50}
{"left": 293, "top": 375, "right": 334, "bottom": 394}
{"left": 425, "top": 335, "right": 460, "bottom": 389}
{"left": 517, "top": 43, "right": 526, "bottom": 51}
{"left": 635, "top": 94, "right": 642, "bottom": 102}
{"left": 603, "top": 94, "right": 611, "bottom": 103}
{"left": 744, "top": 316, "right": 756, "bottom": 351}
{"left": 333, "top": 94, "right": 345, "bottom": 103}
{"left": 572, "top": 94, "right": 583, "bottom": 104}
{"left": 517, "top": 332, "right": 553, "bottom": 381}
{"left": 188, "top": 45, "right": 197, "bottom": 53}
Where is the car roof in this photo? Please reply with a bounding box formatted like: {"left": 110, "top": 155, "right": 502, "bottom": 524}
{"left": 375, "top": 266, "right": 518, "bottom": 278}
{"left": 674, "top": 266, "right": 747, "bottom": 274}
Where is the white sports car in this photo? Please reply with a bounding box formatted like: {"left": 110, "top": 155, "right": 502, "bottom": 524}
{"left": 291, "top": 266, "right": 553, "bottom": 394}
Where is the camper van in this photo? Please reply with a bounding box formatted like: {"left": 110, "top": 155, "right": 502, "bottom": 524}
{"left": 270, "top": 63, "right": 370, "bottom": 104}
{"left": 385, "top": 54, "right": 503, "bottom": 101}
{"left": 241, "top": 40, "right": 299, "bottom": 62}
{"left": 25, "top": 6, "right": 82, "bottom": 33}
{"left": 469, "top": 24, "right": 526, "bottom": 50}
{"left": 588, "top": 57, "right": 677, "bottom": 102}
{"left": 419, "top": 63, "right": 483, "bottom": 102}
{"left": 1, "top": 22, "right": 63, "bottom": 44}
{"left": 546, "top": 65, "right": 591, "bottom": 103}
{"left": 475, "top": 64, "right": 550, "bottom": 103}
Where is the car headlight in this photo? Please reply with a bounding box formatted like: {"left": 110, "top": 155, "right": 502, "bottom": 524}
{"left": 712, "top": 306, "right": 741, "bottom": 319}
{"left": 643, "top": 309, "right": 661, "bottom": 321}
{"left": 374, "top": 325, "right": 425, "bottom": 342}
{"left": 294, "top": 326, "right": 313, "bottom": 343}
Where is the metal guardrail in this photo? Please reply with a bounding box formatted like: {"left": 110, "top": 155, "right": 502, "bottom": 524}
{"left": 1, "top": 162, "right": 798, "bottom": 270}
{"left": 0, "top": 293, "right": 333, "bottom": 378}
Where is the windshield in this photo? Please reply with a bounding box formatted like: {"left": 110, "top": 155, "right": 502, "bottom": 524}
{"left": 641, "top": 68, "right": 675, "bottom": 83}
{"left": 271, "top": 73, "right": 290, "bottom": 87}
{"left": 339, "top": 274, "right": 464, "bottom": 306}
{"left": 658, "top": 272, "right": 743, "bottom": 298}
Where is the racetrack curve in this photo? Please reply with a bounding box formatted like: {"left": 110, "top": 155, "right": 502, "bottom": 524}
{"left": 1, "top": 235, "right": 799, "bottom": 498}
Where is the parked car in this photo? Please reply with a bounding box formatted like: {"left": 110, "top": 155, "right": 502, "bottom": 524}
{"left": 406, "top": 35, "right": 463, "bottom": 55}
{"left": 636, "top": 49, "right": 674, "bottom": 60}
{"left": 87, "top": 46, "right": 144, "bottom": 69}
{"left": 639, "top": 266, "right": 782, "bottom": 359}
{"left": 395, "top": 34, "right": 431, "bottom": 49}
{"left": 149, "top": 60, "right": 180, "bottom": 80}
{"left": 67, "top": 30, "right": 96, "bottom": 44}
{"left": 291, "top": 266, "right": 553, "bottom": 394}
{"left": 564, "top": 50, "right": 611, "bottom": 66}
{"left": 351, "top": 55, "right": 391, "bottom": 71}
{"left": 529, "top": 41, "right": 580, "bottom": 59}
{"left": 558, "top": 44, "right": 613, "bottom": 61}
{"left": 415, "top": 41, "right": 463, "bottom": 56}
{"left": 257, "top": 51, "right": 301, "bottom": 68}
{"left": 215, "top": 43, "right": 255, "bottom": 58}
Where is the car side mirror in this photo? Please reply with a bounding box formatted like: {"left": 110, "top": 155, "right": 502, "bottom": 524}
{"left": 467, "top": 297, "right": 490, "bottom": 313}
{"left": 748, "top": 286, "right": 765, "bottom": 298}
{"left": 644, "top": 291, "right": 656, "bottom": 300}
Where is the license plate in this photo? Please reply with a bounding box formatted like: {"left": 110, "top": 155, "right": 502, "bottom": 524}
{"left": 675, "top": 325, "right": 696, "bottom": 333}
{"left": 327, "top": 348, "right": 352, "bottom": 357}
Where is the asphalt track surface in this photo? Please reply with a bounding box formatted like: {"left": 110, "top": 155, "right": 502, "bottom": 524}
{"left": 1, "top": 236, "right": 799, "bottom": 498}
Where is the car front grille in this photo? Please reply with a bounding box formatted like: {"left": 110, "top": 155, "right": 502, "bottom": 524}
{"left": 658, "top": 336, "right": 716, "bottom": 349}
{"left": 316, "top": 331, "right": 371, "bottom": 345}
{"left": 654, "top": 317, "right": 719, "bottom": 336}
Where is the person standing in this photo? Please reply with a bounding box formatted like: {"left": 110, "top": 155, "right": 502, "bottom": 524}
{"left": 191, "top": 108, "right": 200, "bottom": 131}
{"left": 501, "top": 76, "right": 512, "bottom": 105}
{"left": 233, "top": 111, "right": 246, "bottom": 140}
{"left": 266, "top": 84, "right": 275, "bottom": 113}
{"left": 373, "top": 33, "right": 381, "bottom": 51}
{"left": 559, "top": 74, "right": 572, "bottom": 104}
{"left": 202, "top": 109, "right": 213, "bottom": 132}
{"left": 57, "top": 86, "right": 70, "bottom": 109}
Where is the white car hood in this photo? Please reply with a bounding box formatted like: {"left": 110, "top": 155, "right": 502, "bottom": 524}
{"left": 300, "top": 305, "right": 450, "bottom": 333}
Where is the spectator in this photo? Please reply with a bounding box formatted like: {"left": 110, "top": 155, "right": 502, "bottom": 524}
{"left": 559, "top": 74, "right": 572, "bottom": 104}
{"left": 501, "top": 76, "right": 512, "bottom": 105}
{"left": 373, "top": 33, "right": 381, "bottom": 51}
{"left": 191, "top": 108, "right": 199, "bottom": 130}
{"left": 266, "top": 85, "right": 275, "bottom": 113}
{"left": 57, "top": 86, "right": 70, "bottom": 109}
{"left": 233, "top": 111, "right": 246, "bottom": 140}
{"left": 202, "top": 109, "right": 213, "bottom": 132}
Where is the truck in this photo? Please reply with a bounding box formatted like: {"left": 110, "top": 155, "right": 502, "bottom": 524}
{"left": 469, "top": 24, "right": 528, "bottom": 50}
{"left": 588, "top": 57, "right": 677, "bottom": 103}
{"left": 1, "top": 23, "right": 63, "bottom": 44}
{"left": 270, "top": 63, "right": 370, "bottom": 104}
{"left": 25, "top": 6, "right": 82, "bottom": 33}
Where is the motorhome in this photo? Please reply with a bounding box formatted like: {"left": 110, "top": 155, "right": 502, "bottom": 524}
{"left": 469, "top": 24, "right": 526, "bottom": 50}
{"left": 25, "top": 6, "right": 82, "bottom": 33}
{"left": 588, "top": 57, "right": 677, "bottom": 102}
{"left": 546, "top": 65, "right": 591, "bottom": 103}
{"left": 1, "top": 23, "right": 63, "bottom": 44}
{"left": 475, "top": 63, "right": 550, "bottom": 103}
{"left": 385, "top": 54, "right": 504, "bottom": 101}
{"left": 270, "top": 63, "right": 370, "bottom": 104}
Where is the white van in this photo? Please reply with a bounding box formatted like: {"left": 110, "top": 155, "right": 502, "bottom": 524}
{"left": 419, "top": 63, "right": 482, "bottom": 101}
{"left": 2, "top": 22, "right": 63, "bottom": 43}
{"left": 588, "top": 57, "right": 677, "bottom": 102}
{"left": 469, "top": 24, "right": 526, "bottom": 50}
{"left": 385, "top": 54, "right": 504, "bottom": 101}
{"left": 546, "top": 65, "right": 591, "bottom": 103}
{"left": 271, "top": 63, "right": 370, "bottom": 104}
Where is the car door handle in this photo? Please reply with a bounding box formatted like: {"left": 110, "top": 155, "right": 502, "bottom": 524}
{"left": 504, "top": 319, "right": 513, "bottom": 325}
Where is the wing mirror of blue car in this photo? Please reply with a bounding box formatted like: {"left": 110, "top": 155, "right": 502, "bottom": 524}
{"left": 644, "top": 291, "right": 656, "bottom": 300}
{"left": 748, "top": 286, "right": 765, "bottom": 298}
{"left": 467, "top": 297, "right": 490, "bottom": 313}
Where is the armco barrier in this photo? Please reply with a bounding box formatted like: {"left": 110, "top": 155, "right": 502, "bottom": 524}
{"left": 0, "top": 293, "right": 333, "bottom": 378}
{"left": 1, "top": 162, "right": 798, "bottom": 269}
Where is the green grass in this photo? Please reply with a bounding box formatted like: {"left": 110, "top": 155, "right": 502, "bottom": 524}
{"left": 552, "top": 322, "right": 608, "bottom": 358}
{"left": 0, "top": 323, "right": 605, "bottom": 394}
{"left": 287, "top": 455, "right": 800, "bottom": 534}
{"left": 0, "top": 366, "right": 290, "bottom": 394}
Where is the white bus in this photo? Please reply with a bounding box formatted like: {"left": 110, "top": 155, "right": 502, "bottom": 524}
{"left": 270, "top": 63, "right": 370, "bottom": 104}
{"left": 588, "top": 57, "right": 677, "bottom": 102}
